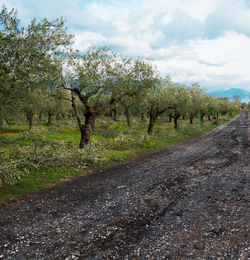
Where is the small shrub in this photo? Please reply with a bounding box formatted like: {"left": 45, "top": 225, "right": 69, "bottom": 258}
{"left": 46, "top": 127, "right": 61, "bottom": 134}
{"left": 97, "top": 129, "right": 120, "bottom": 138}
{"left": 0, "top": 139, "right": 104, "bottom": 184}
{"left": 70, "top": 141, "right": 103, "bottom": 168}
{"left": 113, "top": 133, "right": 151, "bottom": 150}
{"left": 122, "top": 129, "right": 132, "bottom": 134}
{"left": 0, "top": 136, "right": 12, "bottom": 146}
{"left": 97, "top": 117, "right": 116, "bottom": 129}
{"left": 178, "top": 123, "right": 202, "bottom": 135}
{"left": 0, "top": 150, "right": 28, "bottom": 184}
{"left": 160, "top": 130, "right": 179, "bottom": 140}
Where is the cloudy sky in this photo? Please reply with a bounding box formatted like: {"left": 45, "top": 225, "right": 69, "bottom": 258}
{"left": 2, "top": 0, "right": 250, "bottom": 92}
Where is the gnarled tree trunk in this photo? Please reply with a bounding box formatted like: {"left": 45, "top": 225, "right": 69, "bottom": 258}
{"left": 189, "top": 113, "right": 195, "bottom": 124}
{"left": 47, "top": 110, "right": 53, "bottom": 125}
{"left": 169, "top": 113, "right": 172, "bottom": 122}
{"left": 125, "top": 108, "right": 131, "bottom": 127}
{"left": 172, "top": 110, "right": 180, "bottom": 129}
{"left": 174, "top": 117, "right": 178, "bottom": 129}
{"left": 200, "top": 113, "right": 205, "bottom": 123}
{"left": 147, "top": 114, "right": 156, "bottom": 135}
{"left": 39, "top": 112, "right": 42, "bottom": 120}
{"left": 79, "top": 112, "right": 95, "bottom": 148}
{"left": 26, "top": 111, "right": 34, "bottom": 132}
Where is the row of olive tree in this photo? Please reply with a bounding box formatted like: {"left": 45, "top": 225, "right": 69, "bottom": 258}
{"left": 0, "top": 6, "right": 240, "bottom": 148}
{"left": 133, "top": 80, "right": 239, "bottom": 135}
{"left": 59, "top": 47, "right": 239, "bottom": 142}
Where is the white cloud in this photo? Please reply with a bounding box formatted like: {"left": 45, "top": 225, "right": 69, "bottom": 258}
{"left": 154, "top": 31, "right": 250, "bottom": 90}
{"left": 1, "top": 0, "right": 250, "bottom": 91}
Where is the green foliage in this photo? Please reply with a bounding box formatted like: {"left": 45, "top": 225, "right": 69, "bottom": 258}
{"left": 178, "top": 121, "right": 203, "bottom": 135}
{"left": 113, "top": 133, "right": 151, "bottom": 150}
{"left": 0, "top": 137, "right": 103, "bottom": 184}
{"left": 0, "top": 112, "right": 235, "bottom": 200}
{"left": 45, "top": 127, "right": 61, "bottom": 134}
{"left": 97, "top": 117, "right": 116, "bottom": 129}
{"left": 0, "top": 5, "right": 73, "bottom": 129}
{"left": 97, "top": 129, "right": 120, "bottom": 138}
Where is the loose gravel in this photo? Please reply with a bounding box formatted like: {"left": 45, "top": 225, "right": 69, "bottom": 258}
{"left": 0, "top": 111, "right": 249, "bottom": 259}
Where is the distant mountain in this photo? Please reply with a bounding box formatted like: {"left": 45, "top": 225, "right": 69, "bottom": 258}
{"left": 208, "top": 88, "right": 250, "bottom": 100}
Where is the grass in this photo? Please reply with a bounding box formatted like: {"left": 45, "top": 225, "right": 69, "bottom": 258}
{"left": 0, "top": 167, "right": 78, "bottom": 201}
{"left": 0, "top": 114, "right": 236, "bottom": 201}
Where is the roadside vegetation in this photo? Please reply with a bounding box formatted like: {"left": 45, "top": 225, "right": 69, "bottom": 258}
{"left": 0, "top": 6, "right": 242, "bottom": 200}
{"left": 0, "top": 112, "right": 238, "bottom": 201}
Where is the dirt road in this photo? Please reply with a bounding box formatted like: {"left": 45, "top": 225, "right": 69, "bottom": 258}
{"left": 0, "top": 111, "right": 249, "bottom": 259}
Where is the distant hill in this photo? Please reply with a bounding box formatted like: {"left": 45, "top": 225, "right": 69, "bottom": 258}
{"left": 208, "top": 88, "right": 250, "bottom": 100}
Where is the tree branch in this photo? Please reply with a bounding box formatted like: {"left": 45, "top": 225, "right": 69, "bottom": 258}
{"left": 71, "top": 92, "right": 82, "bottom": 129}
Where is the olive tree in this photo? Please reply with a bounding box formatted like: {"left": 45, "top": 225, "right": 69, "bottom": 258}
{"left": 186, "top": 83, "right": 207, "bottom": 124}
{"left": 206, "top": 96, "right": 218, "bottom": 120}
{"left": 167, "top": 83, "right": 190, "bottom": 129}
{"left": 0, "top": 7, "right": 20, "bottom": 126}
{"left": 0, "top": 5, "right": 72, "bottom": 129}
{"left": 119, "top": 95, "right": 135, "bottom": 127}
{"left": 144, "top": 78, "right": 171, "bottom": 135}
{"left": 62, "top": 47, "right": 156, "bottom": 147}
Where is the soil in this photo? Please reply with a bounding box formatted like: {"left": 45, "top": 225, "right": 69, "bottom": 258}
{"left": 0, "top": 111, "right": 249, "bottom": 260}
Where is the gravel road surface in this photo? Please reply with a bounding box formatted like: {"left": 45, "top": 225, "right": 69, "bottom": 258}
{"left": 0, "top": 111, "right": 249, "bottom": 259}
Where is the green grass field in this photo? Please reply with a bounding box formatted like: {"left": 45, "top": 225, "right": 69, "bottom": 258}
{"left": 0, "top": 114, "right": 234, "bottom": 201}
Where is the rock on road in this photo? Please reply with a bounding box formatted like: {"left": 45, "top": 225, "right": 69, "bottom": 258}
{"left": 0, "top": 111, "right": 249, "bottom": 259}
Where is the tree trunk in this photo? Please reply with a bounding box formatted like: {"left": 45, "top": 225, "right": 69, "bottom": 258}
{"left": 26, "top": 111, "right": 34, "bottom": 132}
{"left": 147, "top": 114, "right": 156, "bottom": 135}
{"left": 208, "top": 115, "right": 211, "bottom": 121}
{"left": 217, "top": 112, "right": 219, "bottom": 118}
{"left": 39, "top": 112, "right": 42, "bottom": 120}
{"left": 172, "top": 110, "right": 180, "bottom": 129}
{"left": 47, "top": 110, "right": 53, "bottom": 125}
{"left": 174, "top": 117, "right": 178, "bottom": 129}
{"left": 125, "top": 108, "right": 131, "bottom": 127}
{"left": 108, "top": 110, "right": 112, "bottom": 119}
{"left": 200, "top": 113, "right": 205, "bottom": 123}
{"left": 56, "top": 113, "right": 60, "bottom": 120}
{"left": 79, "top": 125, "right": 85, "bottom": 148}
{"left": 141, "top": 113, "right": 145, "bottom": 122}
{"left": 189, "top": 116, "right": 194, "bottom": 124}
{"left": 79, "top": 113, "right": 95, "bottom": 148}
{"left": 169, "top": 113, "right": 172, "bottom": 122}
{"left": 183, "top": 114, "right": 185, "bottom": 120}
